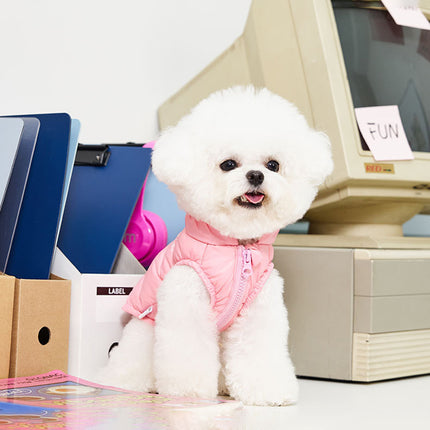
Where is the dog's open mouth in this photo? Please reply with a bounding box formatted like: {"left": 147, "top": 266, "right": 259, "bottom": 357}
{"left": 236, "top": 192, "right": 265, "bottom": 209}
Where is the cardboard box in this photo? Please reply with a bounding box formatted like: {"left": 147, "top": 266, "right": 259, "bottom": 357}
{"left": 51, "top": 247, "right": 144, "bottom": 380}
{"left": 9, "top": 277, "right": 71, "bottom": 378}
{"left": 0, "top": 275, "right": 15, "bottom": 378}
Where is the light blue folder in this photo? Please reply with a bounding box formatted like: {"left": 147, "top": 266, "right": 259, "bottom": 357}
{"left": 143, "top": 169, "right": 185, "bottom": 243}
{"left": 55, "top": 119, "right": 81, "bottom": 244}
{"left": 0, "top": 118, "right": 24, "bottom": 208}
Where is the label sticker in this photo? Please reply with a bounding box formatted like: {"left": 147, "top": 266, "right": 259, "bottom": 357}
{"left": 355, "top": 105, "right": 414, "bottom": 161}
{"left": 381, "top": 0, "right": 430, "bottom": 30}
{"left": 96, "top": 286, "right": 132, "bottom": 323}
{"left": 96, "top": 286, "right": 133, "bottom": 296}
{"left": 364, "top": 163, "right": 395, "bottom": 174}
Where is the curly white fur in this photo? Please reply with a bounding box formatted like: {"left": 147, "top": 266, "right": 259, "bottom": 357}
{"left": 96, "top": 86, "right": 333, "bottom": 406}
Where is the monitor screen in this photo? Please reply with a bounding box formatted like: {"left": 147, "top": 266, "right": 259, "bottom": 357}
{"left": 333, "top": 4, "right": 430, "bottom": 153}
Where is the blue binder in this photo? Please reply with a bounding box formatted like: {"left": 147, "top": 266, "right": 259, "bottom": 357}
{"left": 57, "top": 145, "right": 151, "bottom": 274}
{"left": 5, "top": 113, "right": 71, "bottom": 279}
{"left": 0, "top": 118, "right": 40, "bottom": 272}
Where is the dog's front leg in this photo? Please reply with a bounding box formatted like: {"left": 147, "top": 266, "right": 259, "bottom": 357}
{"left": 95, "top": 317, "right": 155, "bottom": 392}
{"left": 221, "top": 269, "right": 298, "bottom": 406}
{"left": 154, "top": 265, "right": 220, "bottom": 398}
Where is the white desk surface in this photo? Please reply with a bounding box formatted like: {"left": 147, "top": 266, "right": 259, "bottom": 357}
{"left": 44, "top": 373, "right": 429, "bottom": 429}
{"left": 244, "top": 375, "right": 430, "bottom": 430}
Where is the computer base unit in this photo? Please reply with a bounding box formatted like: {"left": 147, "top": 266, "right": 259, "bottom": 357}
{"left": 273, "top": 240, "right": 430, "bottom": 382}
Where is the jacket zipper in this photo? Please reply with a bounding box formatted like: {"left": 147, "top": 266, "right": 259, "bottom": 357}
{"left": 216, "top": 246, "right": 252, "bottom": 330}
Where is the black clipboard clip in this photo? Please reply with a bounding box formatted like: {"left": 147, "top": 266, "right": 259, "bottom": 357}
{"left": 74, "top": 144, "right": 111, "bottom": 166}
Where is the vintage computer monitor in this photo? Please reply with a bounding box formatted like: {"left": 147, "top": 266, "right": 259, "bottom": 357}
{"left": 158, "top": 0, "right": 430, "bottom": 382}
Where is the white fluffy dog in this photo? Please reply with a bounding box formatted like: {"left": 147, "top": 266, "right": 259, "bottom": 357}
{"left": 98, "top": 86, "right": 333, "bottom": 406}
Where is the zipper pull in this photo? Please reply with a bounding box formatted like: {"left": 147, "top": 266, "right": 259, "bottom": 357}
{"left": 242, "top": 249, "right": 252, "bottom": 276}
{"left": 138, "top": 306, "right": 153, "bottom": 319}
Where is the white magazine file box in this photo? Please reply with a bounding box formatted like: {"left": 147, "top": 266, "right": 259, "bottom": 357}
{"left": 51, "top": 247, "right": 143, "bottom": 379}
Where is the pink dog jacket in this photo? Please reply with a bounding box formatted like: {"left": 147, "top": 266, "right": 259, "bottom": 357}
{"left": 123, "top": 215, "right": 278, "bottom": 331}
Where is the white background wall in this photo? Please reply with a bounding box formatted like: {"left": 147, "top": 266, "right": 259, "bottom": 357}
{"left": 0, "top": 0, "right": 251, "bottom": 143}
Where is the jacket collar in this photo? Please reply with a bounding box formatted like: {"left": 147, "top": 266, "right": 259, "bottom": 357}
{"left": 184, "top": 214, "right": 278, "bottom": 247}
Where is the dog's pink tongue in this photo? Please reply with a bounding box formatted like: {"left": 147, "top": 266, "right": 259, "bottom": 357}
{"left": 245, "top": 193, "right": 264, "bottom": 204}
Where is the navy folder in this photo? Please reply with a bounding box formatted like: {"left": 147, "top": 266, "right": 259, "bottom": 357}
{"left": 57, "top": 145, "right": 151, "bottom": 274}
{"left": 0, "top": 118, "right": 40, "bottom": 272}
{"left": 5, "top": 113, "right": 71, "bottom": 279}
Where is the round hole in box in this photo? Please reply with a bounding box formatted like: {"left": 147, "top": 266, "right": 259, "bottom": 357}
{"left": 38, "top": 327, "right": 51, "bottom": 345}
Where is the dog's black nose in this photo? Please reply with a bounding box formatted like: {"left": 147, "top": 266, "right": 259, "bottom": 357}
{"left": 246, "top": 170, "right": 264, "bottom": 187}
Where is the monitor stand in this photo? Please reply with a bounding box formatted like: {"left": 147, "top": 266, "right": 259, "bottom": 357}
{"left": 274, "top": 233, "right": 430, "bottom": 382}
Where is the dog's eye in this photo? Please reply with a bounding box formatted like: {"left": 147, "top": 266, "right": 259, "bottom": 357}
{"left": 266, "top": 160, "right": 280, "bottom": 172}
{"left": 220, "top": 159, "right": 238, "bottom": 172}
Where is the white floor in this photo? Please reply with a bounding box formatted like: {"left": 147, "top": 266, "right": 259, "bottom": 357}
{"left": 81, "top": 374, "right": 430, "bottom": 429}
{"left": 243, "top": 375, "right": 430, "bottom": 430}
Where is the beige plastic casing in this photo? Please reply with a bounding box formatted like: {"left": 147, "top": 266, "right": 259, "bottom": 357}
{"left": 273, "top": 246, "right": 430, "bottom": 382}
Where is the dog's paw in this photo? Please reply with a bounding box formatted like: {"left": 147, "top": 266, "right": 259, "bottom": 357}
{"left": 156, "top": 378, "right": 219, "bottom": 400}
{"left": 232, "top": 377, "right": 299, "bottom": 406}
{"left": 92, "top": 367, "right": 153, "bottom": 393}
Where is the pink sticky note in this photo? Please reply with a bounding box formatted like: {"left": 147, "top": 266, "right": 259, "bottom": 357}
{"left": 382, "top": 0, "right": 430, "bottom": 30}
{"left": 355, "top": 105, "right": 414, "bottom": 161}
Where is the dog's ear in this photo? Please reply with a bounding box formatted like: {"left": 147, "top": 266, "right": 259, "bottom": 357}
{"left": 152, "top": 123, "right": 196, "bottom": 190}
{"left": 291, "top": 130, "right": 334, "bottom": 187}
{"left": 307, "top": 131, "right": 333, "bottom": 186}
